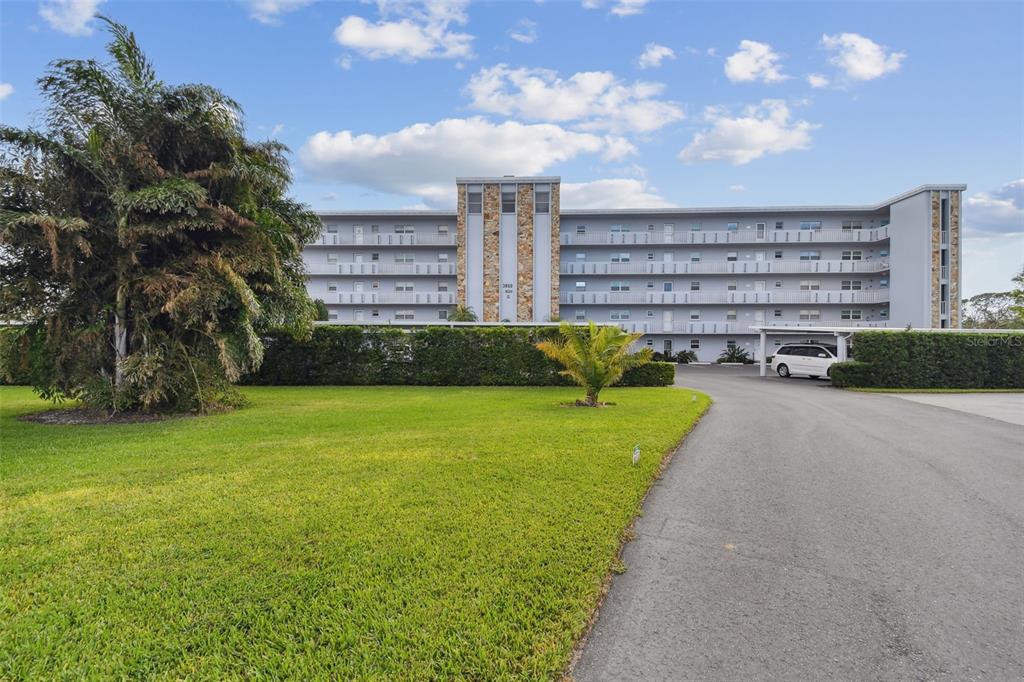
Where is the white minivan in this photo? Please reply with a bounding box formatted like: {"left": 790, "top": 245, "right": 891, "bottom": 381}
{"left": 771, "top": 343, "right": 839, "bottom": 379}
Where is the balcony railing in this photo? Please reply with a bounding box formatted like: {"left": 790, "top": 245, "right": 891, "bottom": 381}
{"left": 308, "top": 263, "right": 456, "bottom": 276}
{"left": 560, "top": 226, "right": 889, "bottom": 246}
{"left": 940, "top": 265, "right": 949, "bottom": 281}
{"left": 334, "top": 292, "right": 455, "bottom": 305}
{"left": 595, "top": 319, "right": 892, "bottom": 335}
{"left": 559, "top": 290, "right": 891, "bottom": 305}
{"left": 311, "top": 233, "right": 457, "bottom": 246}
{"left": 560, "top": 259, "right": 890, "bottom": 276}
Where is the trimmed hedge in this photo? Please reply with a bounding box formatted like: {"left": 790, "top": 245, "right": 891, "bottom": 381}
{"left": 244, "top": 325, "right": 675, "bottom": 387}
{"left": 835, "top": 330, "right": 1024, "bottom": 389}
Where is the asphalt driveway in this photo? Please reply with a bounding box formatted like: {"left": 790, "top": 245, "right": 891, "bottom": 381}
{"left": 572, "top": 366, "right": 1024, "bottom": 681}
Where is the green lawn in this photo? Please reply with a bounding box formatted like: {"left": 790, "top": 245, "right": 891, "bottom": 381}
{"left": 0, "top": 385, "right": 708, "bottom": 680}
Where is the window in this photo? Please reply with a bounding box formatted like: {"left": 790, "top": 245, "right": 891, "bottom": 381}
{"left": 690, "top": 338, "right": 700, "bottom": 349}
{"left": 610, "top": 224, "right": 630, "bottom": 233}
{"left": 646, "top": 281, "right": 655, "bottom": 289}
{"left": 501, "top": 185, "right": 516, "bottom": 213}
{"left": 690, "top": 222, "right": 702, "bottom": 231}
{"left": 775, "top": 221, "right": 784, "bottom": 230}
{"left": 663, "top": 340, "right": 673, "bottom": 354}
{"left": 726, "top": 339, "right": 737, "bottom": 349}
{"left": 774, "top": 339, "right": 782, "bottom": 346}
{"left": 370, "top": 224, "right": 379, "bottom": 233}
{"left": 727, "top": 251, "right": 738, "bottom": 262}
{"left": 842, "top": 220, "right": 863, "bottom": 230}
{"left": 689, "top": 310, "right": 700, "bottom": 320}
{"left": 799, "top": 250, "right": 821, "bottom": 261}
{"left": 371, "top": 281, "right": 380, "bottom": 289}
{"left": 611, "top": 252, "right": 631, "bottom": 263}
{"left": 535, "top": 185, "right": 550, "bottom": 214}
{"left": 438, "top": 252, "right": 449, "bottom": 263}
{"left": 468, "top": 187, "right": 482, "bottom": 214}
{"left": 611, "top": 281, "right": 630, "bottom": 292}
{"left": 576, "top": 225, "right": 586, "bottom": 234}
{"left": 800, "top": 220, "right": 822, "bottom": 230}
{"left": 880, "top": 277, "right": 889, "bottom": 289}
{"left": 773, "top": 309, "right": 783, "bottom": 318}
{"left": 800, "top": 280, "right": 821, "bottom": 291}
{"left": 841, "top": 309, "right": 863, "bottom": 320}
{"left": 726, "top": 310, "right": 737, "bottom": 320}
{"left": 647, "top": 224, "right": 655, "bottom": 231}
{"left": 879, "top": 248, "right": 889, "bottom": 257}
{"left": 610, "top": 310, "right": 630, "bottom": 320}
{"left": 575, "top": 281, "right": 586, "bottom": 289}
{"left": 575, "top": 310, "right": 586, "bottom": 321}
{"left": 371, "top": 309, "right": 379, "bottom": 318}
{"left": 841, "top": 280, "right": 863, "bottom": 291}
{"left": 690, "top": 252, "right": 701, "bottom": 263}
{"left": 437, "top": 282, "right": 449, "bottom": 292}
{"left": 437, "top": 225, "right": 449, "bottom": 235}
{"left": 690, "top": 280, "right": 701, "bottom": 291}
{"left": 727, "top": 222, "right": 739, "bottom": 231}
{"left": 880, "top": 218, "right": 890, "bottom": 227}
{"left": 663, "top": 282, "right": 673, "bottom": 292}
{"left": 880, "top": 308, "right": 889, "bottom": 319}
{"left": 841, "top": 250, "right": 863, "bottom": 261}
{"left": 774, "top": 280, "right": 783, "bottom": 288}
{"left": 395, "top": 281, "right": 414, "bottom": 292}
{"left": 438, "top": 309, "right": 448, "bottom": 320}
{"left": 646, "top": 252, "right": 655, "bottom": 261}
{"left": 395, "top": 310, "right": 415, "bottom": 320}
{"left": 328, "top": 311, "right": 338, "bottom": 321}
{"left": 394, "top": 224, "right": 414, "bottom": 234}
{"left": 327, "top": 252, "right": 338, "bottom": 263}
{"left": 327, "top": 281, "right": 338, "bottom": 292}
{"left": 799, "top": 309, "right": 821, "bottom": 320}
{"left": 646, "top": 338, "right": 654, "bottom": 347}
{"left": 727, "top": 280, "right": 737, "bottom": 291}
{"left": 575, "top": 252, "right": 586, "bottom": 261}
{"left": 371, "top": 252, "right": 380, "bottom": 261}
{"left": 395, "top": 253, "right": 414, "bottom": 263}
{"left": 774, "top": 250, "right": 783, "bottom": 259}
{"left": 646, "top": 310, "right": 654, "bottom": 317}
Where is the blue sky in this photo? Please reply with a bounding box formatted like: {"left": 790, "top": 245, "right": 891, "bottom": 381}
{"left": 1, "top": 0, "right": 1022, "bottom": 295}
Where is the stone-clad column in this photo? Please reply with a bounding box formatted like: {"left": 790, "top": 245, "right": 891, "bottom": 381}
{"left": 930, "top": 191, "right": 941, "bottom": 328}
{"left": 516, "top": 184, "right": 534, "bottom": 322}
{"left": 949, "top": 190, "right": 961, "bottom": 328}
{"left": 550, "top": 182, "right": 561, "bottom": 320}
{"left": 482, "top": 184, "right": 501, "bottom": 322}
{"left": 456, "top": 184, "right": 467, "bottom": 308}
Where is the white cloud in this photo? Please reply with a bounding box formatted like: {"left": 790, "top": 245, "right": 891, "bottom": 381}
{"left": 561, "top": 178, "right": 672, "bottom": 209}
{"left": 729, "top": 184, "right": 746, "bottom": 192}
{"left": 637, "top": 43, "right": 675, "bottom": 69}
{"left": 821, "top": 32, "right": 905, "bottom": 81}
{"left": 678, "top": 99, "right": 819, "bottom": 165}
{"left": 966, "top": 179, "right": 1024, "bottom": 235}
{"left": 0, "top": 83, "right": 13, "bottom": 101}
{"left": 581, "top": 0, "right": 648, "bottom": 16}
{"left": 724, "top": 40, "right": 788, "bottom": 83}
{"left": 299, "top": 117, "right": 627, "bottom": 206}
{"left": 806, "top": 73, "right": 829, "bottom": 88}
{"left": 507, "top": 18, "right": 537, "bottom": 44}
{"left": 465, "top": 65, "right": 684, "bottom": 134}
{"left": 244, "top": 0, "right": 312, "bottom": 24}
{"left": 270, "top": 123, "right": 285, "bottom": 136}
{"left": 334, "top": 0, "right": 474, "bottom": 62}
{"left": 39, "top": 0, "right": 104, "bottom": 36}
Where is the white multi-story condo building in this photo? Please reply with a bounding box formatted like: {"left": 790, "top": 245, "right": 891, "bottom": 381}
{"left": 305, "top": 175, "right": 963, "bottom": 361}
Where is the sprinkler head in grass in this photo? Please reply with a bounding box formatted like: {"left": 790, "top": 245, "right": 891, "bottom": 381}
{"left": 632, "top": 443, "right": 641, "bottom": 466}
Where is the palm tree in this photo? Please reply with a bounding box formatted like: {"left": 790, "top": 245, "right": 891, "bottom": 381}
{"left": 717, "top": 345, "right": 751, "bottom": 363}
{"left": 0, "top": 18, "right": 319, "bottom": 412}
{"left": 448, "top": 305, "right": 477, "bottom": 322}
{"left": 536, "top": 322, "right": 652, "bottom": 406}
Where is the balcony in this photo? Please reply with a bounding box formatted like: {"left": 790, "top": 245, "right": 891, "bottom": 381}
{"left": 596, "top": 319, "right": 892, "bottom": 335}
{"left": 334, "top": 292, "right": 456, "bottom": 305}
{"left": 560, "top": 259, "right": 890, "bottom": 276}
{"left": 308, "top": 263, "right": 456, "bottom": 276}
{"left": 559, "top": 290, "right": 891, "bottom": 305}
{"left": 311, "top": 233, "right": 457, "bottom": 246}
{"left": 560, "top": 226, "right": 889, "bottom": 246}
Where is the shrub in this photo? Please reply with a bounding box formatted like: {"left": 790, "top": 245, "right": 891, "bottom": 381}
{"left": 617, "top": 361, "right": 676, "bottom": 386}
{"left": 716, "top": 346, "right": 752, "bottom": 364}
{"left": 674, "top": 350, "right": 698, "bottom": 364}
{"left": 840, "top": 330, "right": 1024, "bottom": 388}
{"left": 244, "top": 326, "right": 674, "bottom": 388}
{"left": 829, "top": 361, "right": 876, "bottom": 388}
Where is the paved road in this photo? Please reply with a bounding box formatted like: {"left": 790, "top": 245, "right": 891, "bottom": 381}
{"left": 573, "top": 366, "right": 1024, "bottom": 681}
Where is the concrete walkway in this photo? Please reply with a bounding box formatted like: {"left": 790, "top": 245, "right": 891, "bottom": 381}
{"left": 882, "top": 392, "right": 1024, "bottom": 426}
{"left": 572, "top": 366, "right": 1024, "bottom": 681}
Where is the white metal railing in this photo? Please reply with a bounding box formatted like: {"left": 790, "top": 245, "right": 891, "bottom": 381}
{"left": 308, "top": 263, "right": 456, "bottom": 276}
{"left": 940, "top": 230, "right": 949, "bottom": 246}
{"left": 598, "top": 319, "right": 891, "bottom": 334}
{"left": 559, "top": 259, "right": 890, "bottom": 276}
{"left": 312, "top": 233, "right": 457, "bottom": 246}
{"left": 335, "top": 292, "right": 455, "bottom": 305}
{"left": 940, "top": 300, "right": 949, "bottom": 316}
{"left": 559, "top": 290, "right": 891, "bottom": 305}
{"left": 560, "top": 226, "right": 890, "bottom": 246}
{"left": 940, "top": 265, "right": 949, "bottom": 281}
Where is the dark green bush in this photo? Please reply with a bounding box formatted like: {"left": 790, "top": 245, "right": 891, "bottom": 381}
{"left": 842, "top": 331, "right": 1024, "bottom": 388}
{"left": 245, "top": 326, "right": 673, "bottom": 387}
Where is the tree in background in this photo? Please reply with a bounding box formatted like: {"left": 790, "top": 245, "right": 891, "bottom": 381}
{"left": 447, "top": 305, "right": 477, "bottom": 322}
{"left": 313, "top": 299, "right": 330, "bottom": 322}
{"left": 0, "top": 18, "right": 320, "bottom": 412}
{"left": 960, "top": 291, "right": 1018, "bottom": 329}
{"left": 1011, "top": 266, "right": 1024, "bottom": 326}
{"left": 536, "top": 322, "right": 652, "bottom": 406}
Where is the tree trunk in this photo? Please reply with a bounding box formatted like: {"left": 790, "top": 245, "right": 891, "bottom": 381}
{"left": 114, "top": 282, "right": 127, "bottom": 390}
{"left": 585, "top": 388, "right": 599, "bottom": 407}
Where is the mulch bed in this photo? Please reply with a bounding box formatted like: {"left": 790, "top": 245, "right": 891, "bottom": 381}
{"left": 19, "top": 409, "right": 182, "bottom": 426}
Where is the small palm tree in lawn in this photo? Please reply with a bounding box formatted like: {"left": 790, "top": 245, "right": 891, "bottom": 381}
{"left": 536, "top": 322, "right": 652, "bottom": 406}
